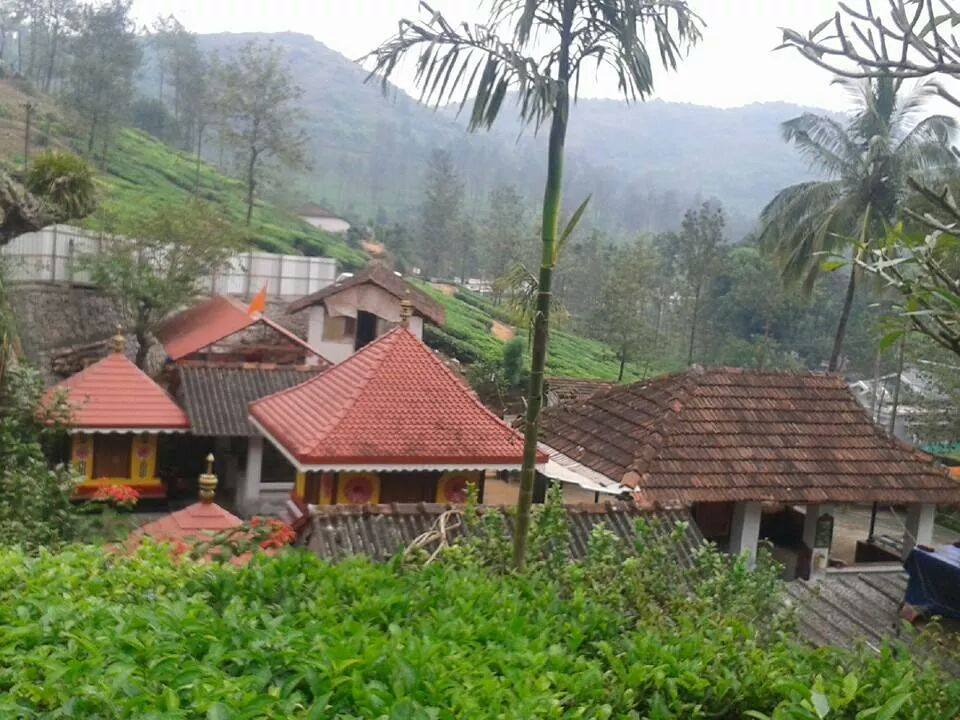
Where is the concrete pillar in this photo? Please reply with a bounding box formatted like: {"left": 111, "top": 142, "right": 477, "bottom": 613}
{"left": 802, "top": 504, "right": 834, "bottom": 577}
{"left": 902, "top": 503, "right": 936, "bottom": 559}
{"left": 729, "top": 501, "right": 762, "bottom": 567}
{"left": 239, "top": 435, "right": 264, "bottom": 516}
{"left": 409, "top": 315, "right": 424, "bottom": 340}
{"left": 305, "top": 306, "right": 325, "bottom": 366}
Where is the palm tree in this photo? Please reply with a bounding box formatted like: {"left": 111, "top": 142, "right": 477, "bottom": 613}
{"left": 760, "top": 76, "right": 956, "bottom": 372}
{"left": 367, "top": 0, "right": 701, "bottom": 568}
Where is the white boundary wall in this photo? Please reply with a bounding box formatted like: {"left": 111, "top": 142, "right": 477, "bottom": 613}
{"left": 1, "top": 225, "right": 338, "bottom": 299}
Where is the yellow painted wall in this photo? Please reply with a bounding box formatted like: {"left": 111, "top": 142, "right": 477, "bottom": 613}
{"left": 70, "top": 434, "right": 94, "bottom": 481}
{"left": 336, "top": 472, "right": 380, "bottom": 504}
{"left": 436, "top": 471, "right": 482, "bottom": 503}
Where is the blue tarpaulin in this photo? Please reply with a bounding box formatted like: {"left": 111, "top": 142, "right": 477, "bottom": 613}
{"left": 904, "top": 545, "right": 960, "bottom": 619}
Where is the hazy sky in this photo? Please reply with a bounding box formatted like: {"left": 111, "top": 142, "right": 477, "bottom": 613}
{"left": 130, "top": 0, "right": 853, "bottom": 110}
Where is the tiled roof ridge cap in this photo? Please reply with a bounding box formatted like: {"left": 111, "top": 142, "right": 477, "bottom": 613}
{"left": 309, "top": 500, "right": 645, "bottom": 517}
{"left": 178, "top": 360, "right": 320, "bottom": 371}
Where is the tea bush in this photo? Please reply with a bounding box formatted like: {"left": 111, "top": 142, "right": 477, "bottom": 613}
{"left": 1, "top": 538, "right": 958, "bottom": 719}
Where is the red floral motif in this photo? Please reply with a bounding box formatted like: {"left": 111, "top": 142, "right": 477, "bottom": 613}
{"left": 91, "top": 484, "right": 140, "bottom": 509}
{"left": 135, "top": 444, "right": 151, "bottom": 459}
{"left": 445, "top": 477, "right": 469, "bottom": 503}
{"left": 74, "top": 446, "right": 90, "bottom": 460}
{"left": 344, "top": 476, "right": 374, "bottom": 504}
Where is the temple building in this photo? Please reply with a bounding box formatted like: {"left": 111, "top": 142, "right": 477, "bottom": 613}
{"left": 537, "top": 366, "right": 960, "bottom": 577}
{"left": 247, "top": 307, "right": 542, "bottom": 509}
{"left": 44, "top": 332, "right": 190, "bottom": 498}
{"left": 287, "top": 264, "right": 445, "bottom": 364}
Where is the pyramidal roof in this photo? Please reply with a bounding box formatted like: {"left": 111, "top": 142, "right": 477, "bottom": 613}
{"left": 46, "top": 352, "right": 190, "bottom": 431}
{"left": 538, "top": 366, "right": 958, "bottom": 506}
{"left": 249, "top": 327, "right": 538, "bottom": 470}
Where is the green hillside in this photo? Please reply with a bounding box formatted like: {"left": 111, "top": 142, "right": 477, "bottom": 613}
{"left": 418, "top": 283, "right": 673, "bottom": 382}
{"left": 89, "top": 129, "right": 365, "bottom": 267}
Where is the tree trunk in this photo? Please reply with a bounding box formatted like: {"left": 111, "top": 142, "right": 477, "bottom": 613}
{"left": 43, "top": 19, "right": 59, "bottom": 92}
{"left": 245, "top": 149, "right": 257, "bottom": 226}
{"left": 828, "top": 265, "right": 857, "bottom": 372}
{"left": 513, "top": 1, "right": 573, "bottom": 570}
{"left": 194, "top": 123, "right": 205, "bottom": 195}
{"left": 134, "top": 329, "right": 149, "bottom": 369}
{"left": 617, "top": 353, "right": 626, "bottom": 382}
{"left": 686, "top": 281, "right": 701, "bottom": 366}
{"left": 887, "top": 331, "right": 907, "bottom": 436}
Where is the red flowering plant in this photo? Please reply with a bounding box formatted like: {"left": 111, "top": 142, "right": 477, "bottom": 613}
{"left": 90, "top": 483, "right": 140, "bottom": 510}
{"left": 189, "top": 517, "right": 297, "bottom": 563}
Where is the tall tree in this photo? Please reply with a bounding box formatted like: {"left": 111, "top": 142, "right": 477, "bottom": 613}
{"left": 483, "top": 184, "right": 527, "bottom": 281}
{"left": 759, "top": 77, "right": 955, "bottom": 371}
{"left": 40, "top": 0, "right": 76, "bottom": 92}
{"left": 419, "top": 149, "right": 463, "bottom": 277}
{"left": 676, "top": 200, "right": 724, "bottom": 365}
{"left": 591, "top": 238, "right": 657, "bottom": 380}
{"left": 368, "top": 0, "right": 700, "bottom": 568}
{"left": 77, "top": 201, "right": 241, "bottom": 368}
{"left": 65, "top": 0, "right": 140, "bottom": 158}
{"left": 220, "top": 41, "right": 306, "bottom": 226}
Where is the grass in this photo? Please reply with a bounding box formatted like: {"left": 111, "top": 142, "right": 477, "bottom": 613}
{"left": 418, "top": 283, "right": 674, "bottom": 381}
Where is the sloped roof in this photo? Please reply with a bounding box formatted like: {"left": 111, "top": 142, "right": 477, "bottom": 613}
{"left": 134, "top": 501, "right": 242, "bottom": 543}
{"left": 178, "top": 364, "right": 323, "bottom": 437}
{"left": 545, "top": 377, "right": 616, "bottom": 406}
{"left": 156, "top": 294, "right": 325, "bottom": 362}
{"left": 250, "top": 327, "right": 539, "bottom": 470}
{"left": 303, "top": 502, "right": 702, "bottom": 564}
{"left": 287, "top": 264, "right": 445, "bottom": 326}
{"left": 45, "top": 351, "right": 189, "bottom": 431}
{"left": 538, "top": 367, "right": 960, "bottom": 506}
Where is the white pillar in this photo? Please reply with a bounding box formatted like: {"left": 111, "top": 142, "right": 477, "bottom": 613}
{"left": 802, "top": 504, "right": 834, "bottom": 577}
{"left": 305, "top": 306, "right": 325, "bottom": 366}
{"left": 240, "top": 435, "right": 264, "bottom": 516}
{"left": 729, "top": 501, "right": 762, "bottom": 567}
{"left": 902, "top": 503, "right": 936, "bottom": 559}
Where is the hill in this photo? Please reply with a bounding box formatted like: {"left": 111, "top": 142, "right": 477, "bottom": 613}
{"left": 0, "top": 79, "right": 366, "bottom": 268}
{"left": 194, "top": 32, "right": 823, "bottom": 237}
{"left": 417, "top": 283, "right": 672, "bottom": 382}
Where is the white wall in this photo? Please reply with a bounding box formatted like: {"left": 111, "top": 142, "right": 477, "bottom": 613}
{"left": 301, "top": 215, "right": 351, "bottom": 234}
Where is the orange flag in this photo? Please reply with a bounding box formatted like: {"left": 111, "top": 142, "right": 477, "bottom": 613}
{"left": 248, "top": 285, "right": 267, "bottom": 316}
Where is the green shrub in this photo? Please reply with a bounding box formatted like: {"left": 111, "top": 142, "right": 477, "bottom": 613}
{"left": 25, "top": 150, "right": 97, "bottom": 221}
{"left": 0, "top": 527, "right": 957, "bottom": 717}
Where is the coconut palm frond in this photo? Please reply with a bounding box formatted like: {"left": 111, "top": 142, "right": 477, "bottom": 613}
{"left": 781, "top": 115, "right": 858, "bottom": 177}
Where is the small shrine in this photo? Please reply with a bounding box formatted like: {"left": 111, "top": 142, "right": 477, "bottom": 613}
{"left": 44, "top": 331, "right": 190, "bottom": 498}
{"left": 248, "top": 304, "right": 543, "bottom": 506}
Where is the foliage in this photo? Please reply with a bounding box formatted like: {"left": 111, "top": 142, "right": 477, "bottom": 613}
{"left": 1, "top": 531, "right": 958, "bottom": 716}
{"left": 219, "top": 40, "right": 306, "bottom": 225}
{"left": 77, "top": 200, "right": 243, "bottom": 367}
{"left": 0, "top": 363, "right": 77, "bottom": 550}
{"left": 24, "top": 149, "right": 96, "bottom": 221}
{"left": 65, "top": 0, "right": 141, "bottom": 157}
{"left": 419, "top": 148, "right": 463, "bottom": 277}
{"left": 676, "top": 201, "right": 725, "bottom": 364}
{"left": 759, "top": 75, "right": 956, "bottom": 371}
{"left": 188, "top": 517, "right": 297, "bottom": 563}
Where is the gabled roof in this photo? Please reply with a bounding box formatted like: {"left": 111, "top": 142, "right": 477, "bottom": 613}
{"left": 249, "top": 327, "right": 539, "bottom": 470}
{"left": 178, "top": 363, "right": 323, "bottom": 437}
{"left": 156, "top": 294, "right": 326, "bottom": 362}
{"left": 286, "top": 264, "right": 445, "bottom": 326}
{"left": 45, "top": 352, "right": 190, "bottom": 431}
{"left": 538, "top": 367, "right": 960, "bottom": 506}
{"left": 296, "top": 202, "right": 340, "bottom": 219}
{"left": 545, "top": 377, "right": 616, "bottom": 406}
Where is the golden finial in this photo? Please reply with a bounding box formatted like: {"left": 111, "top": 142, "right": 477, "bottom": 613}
{"left": 198, "top": 453, "right": 217, "bottom": 504}
{"left": 399, "top": 289, "right": 413, "bottom": 329}
{"left": 111, "top": 325, "right": 126, "bottom": 354}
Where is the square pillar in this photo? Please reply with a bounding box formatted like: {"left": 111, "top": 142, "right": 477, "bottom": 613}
{"left": 239, "top": 435, "right": 263, "bottom": 516}
{"left": 802, "top": 504, "right": 834, "bottom": 577}
{"left": 902, "top": 503, "right": 936, "bottom": 559}
{"left": 729, "top": 501, "right": 762, "bottom": 567}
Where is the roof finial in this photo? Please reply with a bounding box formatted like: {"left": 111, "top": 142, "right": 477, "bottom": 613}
{"left": 198, "top": 453, "right": 217, "bottom": 504}
{"left": 399, "top": 289, "right": 413, "bottom": 329}
{"left": 111, "top": 325, "right": 126, "bottom": 354}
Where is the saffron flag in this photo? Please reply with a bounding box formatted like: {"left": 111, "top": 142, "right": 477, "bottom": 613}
{"left": 248, "top": 285, "right": 267, "bottom": 316}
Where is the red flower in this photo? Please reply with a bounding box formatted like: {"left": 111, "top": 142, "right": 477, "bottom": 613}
{"left": 91, "top": 484, "right": 140, "bottom": 508}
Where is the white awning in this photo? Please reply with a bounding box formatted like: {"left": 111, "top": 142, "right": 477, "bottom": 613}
{"left": 538, "top": 443, "right": 625, "bottom": 495}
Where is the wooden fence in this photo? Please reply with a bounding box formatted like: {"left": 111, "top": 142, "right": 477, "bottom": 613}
{"left": 0, "top": 225, "right": 338, "bottom": 298}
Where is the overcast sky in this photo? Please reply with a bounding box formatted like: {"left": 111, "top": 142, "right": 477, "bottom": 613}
{"left": 129, "top": 0, "right": 855, "bottom": 110}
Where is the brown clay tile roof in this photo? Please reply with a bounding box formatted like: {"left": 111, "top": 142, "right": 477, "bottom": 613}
{"left": 545, "top": 377, "right": 616, "bottom": 405}
{"left": 133, "top": 501, "right": 242, "bottom": 543}
{"left": 302, "top": 502, "right": 702, "bottom": 564}
{"left": 286, "top": 264, "right": 445, "bottom": 326}
{"left": 538, "top": 367, "right": 960, "bottom": 506}
{"left": 178, "top": 364, "right": 323, "bottom": 437}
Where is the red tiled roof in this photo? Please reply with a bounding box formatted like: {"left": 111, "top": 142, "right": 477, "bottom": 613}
{"left": 45, "top": 352, "right": 190, "bottom": 430}
{"left": 133, "top": 501, "right": 242, "bottom": 543}
{"left": 250, "top": 327, "right": 539, "bottom": 469}
{"left": 538, "top": 367, "right": 960, "bottom": 506}
{"left": 156, "top": 295, "right": 256, "bottom": 361}
{"left": 287, "top": 264, "right": 445, "bottom": 325}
